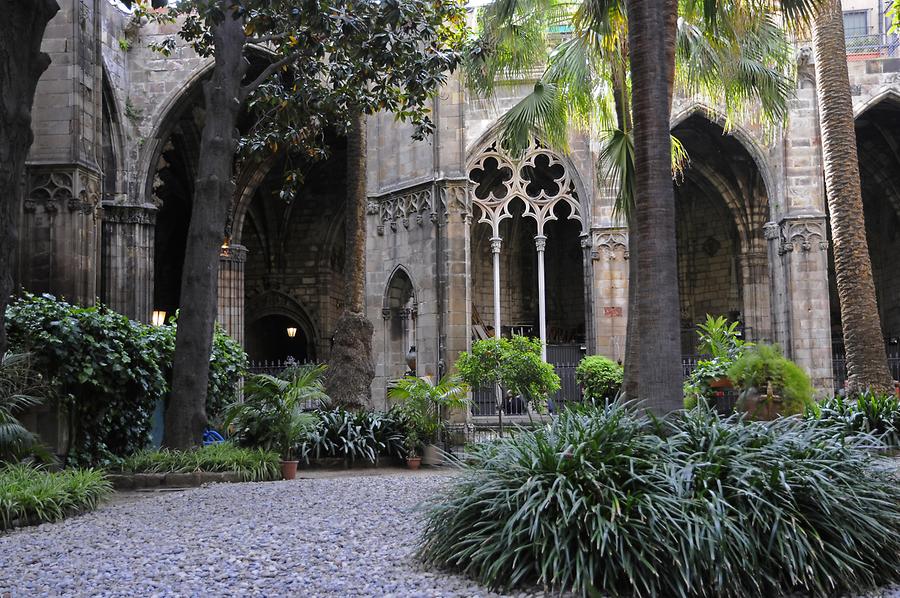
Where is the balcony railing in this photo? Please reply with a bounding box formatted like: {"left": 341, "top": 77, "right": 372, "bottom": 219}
{"left": 845, "top": 33, "right": 900, "bottom": 58}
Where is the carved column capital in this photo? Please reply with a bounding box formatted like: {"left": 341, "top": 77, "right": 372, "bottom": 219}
{"left": 489, "top": 236, "right": 502, "bottom": 254}
{"left": 534, "top": 234, "right": 547, "bottom": 252}
{"left": 219, "top": 244, "right": 248, "bottom": 263}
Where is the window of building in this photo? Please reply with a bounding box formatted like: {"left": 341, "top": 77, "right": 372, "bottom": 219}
{"left": 843, "top": 10, "right": 869, "bottom": 38}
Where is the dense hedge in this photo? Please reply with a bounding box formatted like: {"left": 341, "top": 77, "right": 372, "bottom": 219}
{"left": 6, "top": 294, "right": 246, "bottom": 465}
{"left": 575, "top": 355, "right": 623, "bottom": 401}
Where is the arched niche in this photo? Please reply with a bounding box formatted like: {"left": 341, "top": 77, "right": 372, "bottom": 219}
{"left": 382, "top": 266, "right": 418, "bottom": 381}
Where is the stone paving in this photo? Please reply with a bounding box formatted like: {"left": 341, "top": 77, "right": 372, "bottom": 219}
{"left": 1, "top": 469, "right": 898, "bottom": 598}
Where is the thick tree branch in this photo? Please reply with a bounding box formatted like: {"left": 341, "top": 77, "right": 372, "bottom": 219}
{"left": 240, "top": 50, "right": 302, "bottom": 101}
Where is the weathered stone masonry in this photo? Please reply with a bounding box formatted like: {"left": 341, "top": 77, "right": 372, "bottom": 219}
{"left": 19, "top": 2, "right": 900, "bottom": 409}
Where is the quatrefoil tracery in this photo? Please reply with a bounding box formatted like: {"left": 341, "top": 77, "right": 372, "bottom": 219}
{"left": 467, "top": 139, "right": 584, "bottom": 239}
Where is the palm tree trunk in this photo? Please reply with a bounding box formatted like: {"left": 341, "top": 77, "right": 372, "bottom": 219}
{"left": 626, "top": 0, "right": 682, "bottom": 411}
{"left": 164, "top": 8, "right": 247, "bottom": 449}
{"left": 813, "top": 0, "right": 893, "bottom": 394}
{"left": 0, "top": 0, "right": 59, "bottom": 356}
{"left": 325, "top": 112, "right": 375, "bottom": 409}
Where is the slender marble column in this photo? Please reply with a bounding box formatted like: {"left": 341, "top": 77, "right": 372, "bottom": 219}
{"left": 535, "top": 234, "right": 548, "bottom": 361}
{"left": 490, "top": 236, "right": 502, "bottom": 339}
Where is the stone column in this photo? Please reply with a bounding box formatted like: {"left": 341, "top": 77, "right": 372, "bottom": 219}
{"left": 534, "top": 234, "right": 548, "bottom": 360}
{"left": 589, "top": 227, "right": 629, "bottom": 362}
{"left": 19, "top": 167, "right": 102, "bottom": 305}
{"left": 738, "top": 248, "right": 772, "bottom": 343}
{"left": 217, "top": 244, "right": 248, "bottom": 347}
{"left": 772, "top": 216, "right": 833, "bottom": 395}
{"left": 100, "top": 203, "right": 157, "bottom": 322}
{"left": 437, "top": 180, "right": 472, "bottom": 423}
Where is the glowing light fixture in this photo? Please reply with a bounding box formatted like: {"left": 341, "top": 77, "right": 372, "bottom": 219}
{"left": 286, "top": 327, "right": 298, "bottom": 338}
{"left": 151, "top": 310, "right": 167, "bottom": 327}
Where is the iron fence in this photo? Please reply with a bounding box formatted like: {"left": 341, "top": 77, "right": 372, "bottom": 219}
{"left": 832, "top": 352, "right": 900, "bottom": 391}
{"left": 845, "top": 33, "right": 900, "bottom": 58}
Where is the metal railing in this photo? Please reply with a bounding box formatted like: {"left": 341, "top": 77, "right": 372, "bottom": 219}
{"left": 832, "top": 352, "right": 900, "bottom": 390}
{"left": 845, "top": 33, "right": 900, "bottom": 58}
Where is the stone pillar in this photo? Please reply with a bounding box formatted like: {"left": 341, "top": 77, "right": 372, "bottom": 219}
{"left": 19, "top": 167, "right": 102, "bottom": 305}
{"left": 589, "top": 227, "right": 629, "bottom": 362}
{"left": 100, "top": 203, "right": 157, "bottom": 321}
{"left": 217, "top": 244, "right": 247, "bottom": 347}
{"left": 739, "top": 248, "right": 772, "bottom": 343}
{"left": 437, "top": 180, "right": 472, "bottom": 423}
{"left": 772, "top": 216, "right": 833, "bottom": 395}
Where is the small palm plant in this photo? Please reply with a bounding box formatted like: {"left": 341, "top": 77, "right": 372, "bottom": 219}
{"left": 224, "top": 364, "right": 326, "bottom": 467}
{"left": 388, "top": 375, "right": 470, "bottom": 457}
{"left": 0, "top": 352, "right": 50, "bottom": 464}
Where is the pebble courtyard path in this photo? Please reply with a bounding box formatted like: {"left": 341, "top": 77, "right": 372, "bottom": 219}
{"left": 0, "top": 469, "right": 517, "bottom": 598}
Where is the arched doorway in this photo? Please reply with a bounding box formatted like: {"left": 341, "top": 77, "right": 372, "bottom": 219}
{"left": 246, "top": 314, "right": 314, "bottom": 362}
{"left": 236, "top": 132, "right": 347, "bottom": 362}
{"left": 829, "top": 97, "right": 900, "bottom": 383}
{"left": 672, "top": 115, "right": 771, "bottom": 354}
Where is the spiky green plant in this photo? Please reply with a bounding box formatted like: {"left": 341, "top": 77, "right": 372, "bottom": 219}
{"left": 419, "top": 403, "right": 900, "bottom": 597}
{"left": 0, "top": 352, "right": 51, "bottom": 464}
{"left": 0, "top": 465, "right": 111, "bottom": 530}
{"left": 121, "top": 442, "right": 281, "bottom": 481}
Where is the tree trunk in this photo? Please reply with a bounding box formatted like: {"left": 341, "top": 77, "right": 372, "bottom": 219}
{"left": 164, "top": 9, "right": 247, "bottom": 449}
{"left": 812, "top": 0, "right": 893, "bottom": 394}
{"left": 0, "top": 0, "right": 59, "bottom": 355}
{"left": 626, "top": 0, "right": 682, "bottom": 411}
{"left": 326, "top": 113, "right": 375, "bottom": 409}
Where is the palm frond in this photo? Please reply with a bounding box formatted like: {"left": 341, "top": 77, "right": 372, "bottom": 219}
{"left": 497, "top": 81, "right": 569, "bottom": 156}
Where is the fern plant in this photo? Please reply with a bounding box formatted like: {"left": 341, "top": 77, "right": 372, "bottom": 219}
{"left": 0, "top": 353, "right": 50, "bottom": 463}
{"left": 388, "top": 375, "right": 469, "bottom": 452}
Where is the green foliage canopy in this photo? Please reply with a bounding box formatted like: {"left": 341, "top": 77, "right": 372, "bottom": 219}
{"left": 574, "top": 355, "right": 623, "bottom": 401}
{"left": 456, "top": 336, "right": 560, "bottom": 413}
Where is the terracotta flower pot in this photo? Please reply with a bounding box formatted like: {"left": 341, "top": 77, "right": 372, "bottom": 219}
{"left": 406, "top": 457, "right": 422, "bottom": 470}
{"left": 281, "top": 460, "right": 299, "bottom": 480}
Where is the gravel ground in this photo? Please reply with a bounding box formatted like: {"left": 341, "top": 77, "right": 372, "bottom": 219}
{"left": 0, "top": 468, "right": 898, "bottom": 598}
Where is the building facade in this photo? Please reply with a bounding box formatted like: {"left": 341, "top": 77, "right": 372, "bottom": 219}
{"left": 19, "top": 0, "right": 900, "bottom": 411}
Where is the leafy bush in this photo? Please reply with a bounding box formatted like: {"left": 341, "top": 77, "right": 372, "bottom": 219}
{"left": 811, "top": 391, "right": 900, "bottom": 447}
{"left": 728, "top": 343, "right": 814, "bottom": 416}
{"left": 684, "top": 315, "right": 750, "bottom": 409}
{"left": 223, "top": 365, "right": 325, "bottom": 459}
{"left": 121, "top": 442, "right": 280, "bottom": 482}
{"left": 456, "top": 336, "right": 560, "bottom": 412}
{"left": 420, "top": 403, "right": 900, "bottom": 596}
{"left": 0, "top": 464, "right": 111, "bottom": 530}
{"left": 0, "top": 353, "right": 51, "bottom": 463}
{"left": 5, "top": 294, "right": 247, "bottom": 465}
{"left": 298, "top": 408, "right": 407, "bottom": 464}
{"left": 574, "top": 355, "right": 622, "bottom": 401}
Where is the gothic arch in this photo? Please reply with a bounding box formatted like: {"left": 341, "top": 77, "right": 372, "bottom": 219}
{"left": 382, "top": 266, "right": 419, "bottom": 379}
{"left": 245, "top": 290, "right": 319, "bottom": 360}
{"left": 670, "top": 102, "right": 776, "bottom": 209}
{"left": 466, "top": 123, "right": 591, "bottom": 229}
{"left": 854, "top": 87, "right": 900, "bottom": 119}
{"left": 382, "top": 265, "right": 419, "bottom": 311}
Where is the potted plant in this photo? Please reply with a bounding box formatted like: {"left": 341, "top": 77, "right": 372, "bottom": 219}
{"left": 728, "top": 344, "right": 814, "bottom": 420}
{"left": 388, "top": 374, "right": 469, "bottom": 466}
{"left": 405, "top": 429, "right": 422, "bottom": 470}
{"left": 223, "top": 364, "right": 326, "bottom": 480}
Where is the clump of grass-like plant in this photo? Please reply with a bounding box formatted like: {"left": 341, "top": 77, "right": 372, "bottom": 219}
{"left": 419, "top": 403, "right": 900, "bottom": 597}
{"left": 0, "top": 465, "right": 111, "bottom": 530}
{"left": 121, "top": 442, "right": 280, "bottom": 481}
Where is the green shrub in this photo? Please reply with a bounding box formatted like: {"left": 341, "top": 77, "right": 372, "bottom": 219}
{"left": 574, "top": 355, "right": 622, "bottom": 401}
{"left": 298, "top": 407, "right": 407, "bottom": 464}
{"left": 419, "top": 403, "right": 900, "bottom": 596}
{"left": 727, "top": 344, "right": 814, "bottom": 416}
{"left": 0, "top": 464, "right": 111, "bottom": 530}
{"left": 811, "top": 391, "right": 900, "bottom": 447}
{"left": 121, "top": 442, "right": 280, "bottom": 481}
{"left": 5, "top": 294, "right": 247, "bottom": 465}
{"left": 456, "top": 336, "right": 560, "bottom": 412}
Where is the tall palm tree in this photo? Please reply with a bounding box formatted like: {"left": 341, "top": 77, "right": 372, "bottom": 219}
{"left": 812, "top": 0, "right": 893, "bottom": 394}
{"left": 466, "top": 0, "right": 810, "bottom": 409}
